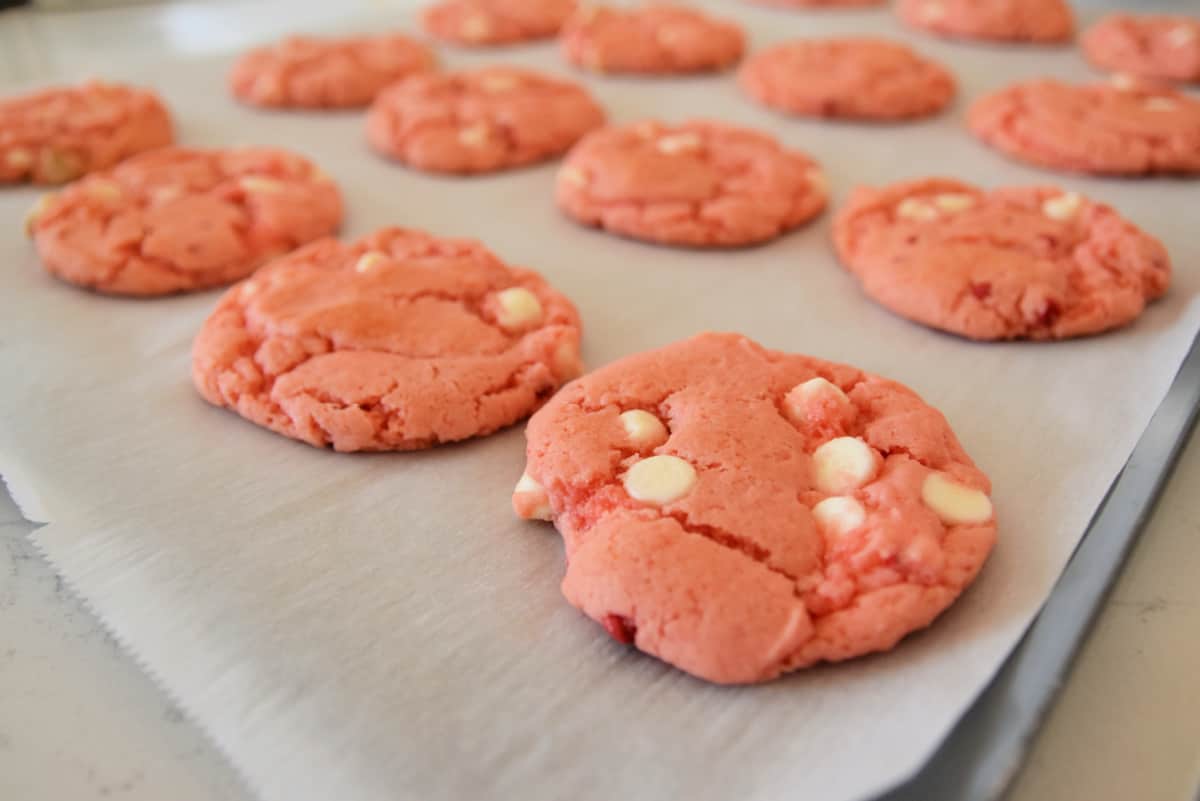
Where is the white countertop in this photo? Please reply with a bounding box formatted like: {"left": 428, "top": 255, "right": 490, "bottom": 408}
{"left": 1, "top": 2, "right": 1198, "bottom": 800}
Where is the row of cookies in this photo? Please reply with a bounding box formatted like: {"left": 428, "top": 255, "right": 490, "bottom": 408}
{"left": 200, "top": 0, "right": 1200, "bottom": 181}
{"left": 422, "top": 0, "right": 1200, "bottom": 82}
{"left": 420, "top": 0, "right": 1200, "bottom": 84}
{"left": 10, "top": 96, "right": 1174, "bottom": 344}
{"left": 3, "top": 3, "right": 1197, "bottom": 185}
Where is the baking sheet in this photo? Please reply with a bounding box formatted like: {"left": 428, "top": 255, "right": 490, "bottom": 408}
{"left": 2, "top": 4, "right": 1199, "bottom": 801}
{"left": 880, "top": 332, "right": 1200, "bottom": 801}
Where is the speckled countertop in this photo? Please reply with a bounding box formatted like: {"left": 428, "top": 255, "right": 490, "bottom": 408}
{"left": 1, "top": 2, "right": 1198, "bottom": 800}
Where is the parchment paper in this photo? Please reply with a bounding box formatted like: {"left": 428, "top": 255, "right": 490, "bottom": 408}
{"left": 2, "top": 4, "right": 1198, "bottom": 801}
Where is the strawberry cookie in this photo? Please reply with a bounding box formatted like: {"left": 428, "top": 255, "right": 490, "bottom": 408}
{"left": 423, "top": 0, "right": 576, "bottom": 46}
{"left": 556, "top": 119, "right": 826, "bottom": 247}
{"left": 229, "top": 34, "right": 436, "bottom": 109}
{"left": 1082, "top": 15, "right": 1200, "bottom": 85}
{"left": 739, "top": 38, "right": 956, "bottom": 121}
{"left": 512, "top": 332, "right": 996, "bottom": 684}
{"left": 833, "top": 178, "right": 1170, "bottom": 340}
{"left": 561, "top": 4, "right": 745, "bottom": 75}
{"left": 193, "top": 228, "right": 583, "bottom": 452}
{"left": 0, "top": 81, "right": 172, "bottom": 185}
{"left": 366, "top": 66, "right": 605, "bottom": 174}
{"left": 968, "top": 77, "right": 1200, "bottom": 175}
{"left": 896, "top": 0, "right": 1073, "bottom": 43}
{"left": 27, "top": 147, "right": 343, "bottom": 296}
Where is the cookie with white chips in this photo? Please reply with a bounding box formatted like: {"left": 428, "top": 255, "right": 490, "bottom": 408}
{"left": 194, "top": 227, "right": 583, "bottom": 451}
{"left": 512, "top": 332, "right": 996, "bottom": 684}
{"left": 833, "top": 177, "right": 1170, "bottom": 340}
{"left": 27, "top": 147, "right": 342, "bottom": 296}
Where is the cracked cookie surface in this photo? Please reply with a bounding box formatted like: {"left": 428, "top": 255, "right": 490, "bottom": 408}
{"left": 896, "top": 0, "right": 1073, "bottom": 43}
{"left": 512, "top": 332, "right": 995, "bottom": 684}
{"left": 27, "top": 147, "right": 343, "bottom": 296}
{"left": 423, "top": 0, "right": 576, "bottom": 46}
{"left": 555, "top": 119, "right": 826, "bottom": 247}
{"left": 739, "top": 38, "right": 955, "bottom": 121}
{"left": 192, "top": 227, "right": 584, "bottom": 452}
{"left": 560, "top": 4, "right": 744, "bottom": 75}
{"left": 229, "top": 34, "right": 436, "bottom": 109}
{"left": 968, "top": 78, "right": 1200, "bottom": 175}
{"left": 0, "top": 81, "right": 173, "bottom": 185}
{"left": 1082, "top": 14, "right": 1200, "bottom": 85}
{"left": 833, "top": 177, "right": 1170, "bottom": 340}
{"left": 366, "top": 66, "right": 605, "bottom": 174}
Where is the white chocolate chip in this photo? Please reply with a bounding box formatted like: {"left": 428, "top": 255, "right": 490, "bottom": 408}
{"left": 513, "top": 473, "right": 552, "bottom": 521}
{"left": 623, "top": 455, "right": 697, "bottom": 505}
{"left": 1144, "top": 97, "right": 1178, "bottom": 112}
{"left": 479, "top": 73, "right": 520, "bottom": 93}
{"left": 805, "top": 167, "right": 828, "bottom": 195}
{"left": 619, "top": 410, "right": 668, "bottom": 449}
{"left": 240, "top": 176, "right": 284, "bottom": 193}
{"left": 5, "top": 148, "right": 33, "bottom": 169}
{"left": 921, "top": 472, "right": 993, "bottom": 525}
{"left": 920, "top": 1, "right": 945, "bottom": 22}
{"left": 896, "top": 197, "right": 939, "bottom": 221}
{"left": 23, "top": 193, "right": 56, "bottom": 235}
{"left": 1041, "top": 192, "right": 1082, "bottom": 221}
{"left": 458, "top": 122, "right": 491, "bottom": 147}
{"left": 656, "top": 132, "right": 702, "bottom": 155}
{"left": 812, "top": 437, "right": 879, "bottom": 494}
{"left": 240, "top": 280, "right": 260, "bottom": 299}
{"left": 86, "top": 179, "right": 122, "bottom": 202}
{"left": 1167, "top": 25, "right": 1196, "bottom": 48}
{"left": 1111, "top": 73, "right": 1136, "bottom": 91}
{"left": 812, "top": 496, "right": 866, "bottom": 539}
{"left": 355, "top": 251, "right": 386, "bottom": 273}
{"left": 494, "top": 287, "right": 543, "bottom": 331}
{"left": 784, "top": 377, "right": 849, "bottom": 424}
{"left": 557, "top": 165, "right": 588, "bottom": 188}
{"left": 933, "top": 193, "right": 975, "bottom": 213}
{"left": 460, "top": 13, "right": 492, "bottom": 41}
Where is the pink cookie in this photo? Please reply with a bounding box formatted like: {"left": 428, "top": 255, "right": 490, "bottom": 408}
{"left": 555, "top": 119, "right": 826, "bottom": 247}
{"left": 896, "top": 0, "right": 1073, "bottom": 43}
{"left": 0, "top": 81, "right": 173, "bottom": 185}
{"left": 561, "top": 4, "right": 745, "bottom": 75}
{"left": 422, "top": 0, "right": 577, "bottom": 45}
{"left": 968, "top": 77, "right": 1200, "bottom": 175}
{"left": 1082, "top": 14, "right": 1200, "bottom": 85}
{"left": 229, "top": 34, "right": 436, "bottom": 109}
{"left": 833, "top": 178, "right": 1170, "bottom": 340}
{"left": 739, "top": 38, "right": 956, "bottom": 121}
{"left": 366, "top": 66, "right": 605, "bottom": 174}
{"left": 193, "top": 228, "right": 583, "bottom": 452}
{"left": 27, "top": 147, "right": 343, "bottom": 296}
{"left": 512, "top": 331, "right": 997, "bottom": 684}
